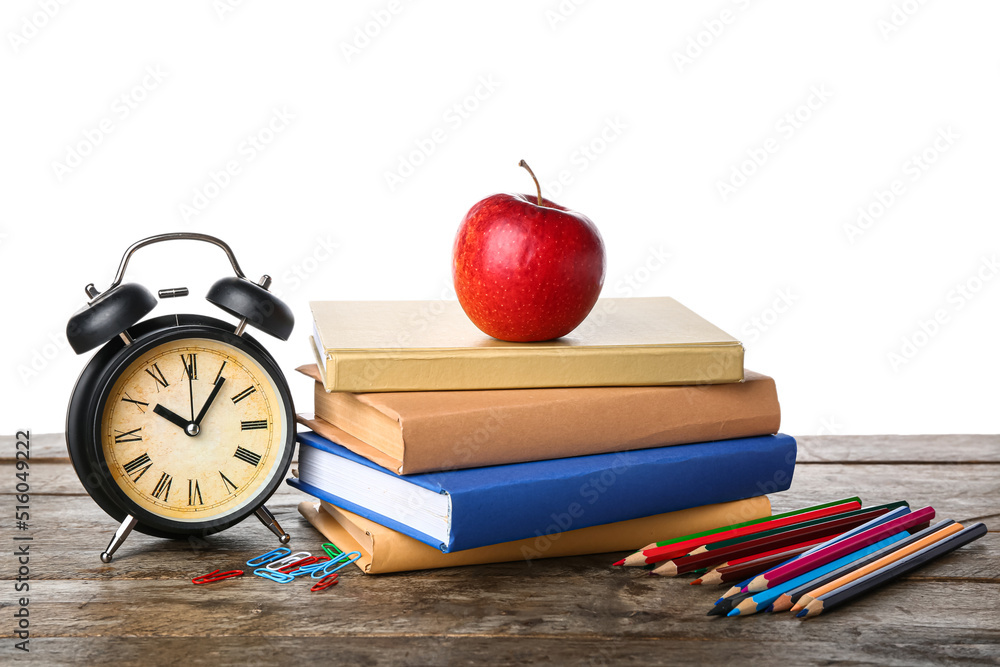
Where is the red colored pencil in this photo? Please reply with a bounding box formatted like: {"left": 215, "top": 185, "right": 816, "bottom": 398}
{"left": 691, "top": 540, "right": 824, "bottom": 585}
{"left": 652, "top": 511, "right": 876, "bottom": 577}
{"left": 744, "top": 506, "right": 935, "bottom": 593}
{"left": 622, "top": 501, "right": 861, "bottom": 567}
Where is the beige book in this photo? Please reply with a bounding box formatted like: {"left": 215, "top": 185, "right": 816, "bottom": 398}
{"left": 296, "top": 496, "right": 772, "bottom": 574}
{"left": 297, "top": 365, "right": 780, "bottom": 474}
{"left": 310, "top": 297, "right": 744, "bottom": 392}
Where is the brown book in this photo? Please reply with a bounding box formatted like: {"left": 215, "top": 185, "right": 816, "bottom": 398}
{"left": 296, "top": 364, "right": 780, "bottom": 474}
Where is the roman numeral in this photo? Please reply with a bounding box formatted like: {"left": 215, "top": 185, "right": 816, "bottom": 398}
{"left": 113, "top": 427, "right": 143, "bottom": 444}
{"left": 122, "top": 453, "right": 152, "bottom": 482}
{"left": 151, "top": 472, "right": 172, "bottom": 501}
{"left": 121, "top": 393, "right": 148, "bottom": 412}
{"left": 213, "top": 360, "right": 227, "bottom": 384}
{"left": 220, "top": 471, "right": 238, "bottom": 494}
{"left": 233, "top": 446, "right": 261, "bottom": 467}
{"left": 181, "top": 353, "right": 198, "bottom": 380}
{"left": 188, "top": 479, "right": 203, "bottom": 506}
{"left": 241, "top": 419, "right": 268, "bottom": 431}
{"left": 231, "top": 386, "right": 256, "bottom": 404}
{"left": 145, "top": 363, "right": 169, "bottom": 390}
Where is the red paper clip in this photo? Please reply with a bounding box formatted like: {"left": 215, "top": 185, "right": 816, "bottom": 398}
{"left": 277, "top": 556, "right": 322, "bottom": 573}
{"left": 310, "top": 573, "right": 339, "bottom": 591}
{"left": 192, "top": 569, "right": 244, "bottom": 585}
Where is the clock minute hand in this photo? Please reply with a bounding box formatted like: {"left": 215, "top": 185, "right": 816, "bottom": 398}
{"left": 153, "top": 403, "right": 190, "bottom": 431}
{"left": 193, "top": 376, "right": 226, "bottom": 427}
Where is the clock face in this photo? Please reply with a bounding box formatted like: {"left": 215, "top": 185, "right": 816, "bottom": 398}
{"left": 100, "top": 337, "right": 287, "bottom": 522}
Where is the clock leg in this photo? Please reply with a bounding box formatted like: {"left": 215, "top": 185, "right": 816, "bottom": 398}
{"left": 255, "top": 505, "right": 290, "bottom": 544}
{"left": 100, "top": 514, "right": 138, "bottom": 563}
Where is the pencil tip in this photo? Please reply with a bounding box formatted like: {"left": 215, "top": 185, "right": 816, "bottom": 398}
{"left": 796, "top": 610, "right": 807, "bottom": 618}
{"left": 690, "top": 578, "right": 702, "bottom": 585}
{"left": 706, "top": 607, "right": 723, "bottom": 616}
{"left": 612, "top": 559, "right": 625, "bottom": 566}
{"left": 727, "top": 609, "right": 740, "bottom": 617}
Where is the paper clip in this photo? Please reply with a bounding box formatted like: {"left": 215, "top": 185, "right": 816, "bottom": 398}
{"left": 192, "top": 569, "right": 244, "bottom": 585}
{"left": 322, "top": 542, "right": 344, "bottom": 558}
{"left": 310, "top": 573, "right": 339, "bottom": 592}
{"left": 311, "top": 551, "right": 361, "bottom": 579}
{"left": 246, "top": 547, "right": 291, "bottom": 567}
{"left": 277, "top": 556, "right": 324, "bottom": 574}
{"left": 264, "top": 551, "right": 312, "bottom": 570}
{"left": 287, "top": 556, "right": 331, "bottom": 576}
{"left": 253, "top": 567, "right": 295, "bottom": 584}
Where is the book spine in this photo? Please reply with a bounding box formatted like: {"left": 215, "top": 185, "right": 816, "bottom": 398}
{"left": 443, "top": 434, "right": 796, "bottom": 552}
{"left": 323, "top": 344, "right": 745, "bottom": 392}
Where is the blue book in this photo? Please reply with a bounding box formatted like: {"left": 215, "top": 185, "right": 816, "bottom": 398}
{"left": 289, "top": 430, "right": 797, "bottom": 552}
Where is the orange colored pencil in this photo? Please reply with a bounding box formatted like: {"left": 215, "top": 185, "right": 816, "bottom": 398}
{"left": 792, "top": 521, "right": 963, "bottom": 612}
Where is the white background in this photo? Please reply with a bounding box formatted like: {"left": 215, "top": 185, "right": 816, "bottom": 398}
{"left": 2, "top": 1, "right": 998, "bottom": 436}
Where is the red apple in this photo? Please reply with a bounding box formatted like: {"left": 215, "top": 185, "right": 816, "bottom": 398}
{"left": 452, "top": 160, "right": 606, "bottom": 342}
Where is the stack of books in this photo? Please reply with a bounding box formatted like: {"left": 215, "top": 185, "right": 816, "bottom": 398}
{"left": 289, "top": 297, "right": 796, "bottom": 574}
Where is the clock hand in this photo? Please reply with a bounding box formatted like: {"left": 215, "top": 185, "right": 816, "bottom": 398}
{"left": 153, "top": 403, "right": 190, "bottom": 431}
{"left": 193, "top": 376, "right": 226, "bottom": 427}
{"left": 186, "top": 358, "right": 195, "bottom": 422}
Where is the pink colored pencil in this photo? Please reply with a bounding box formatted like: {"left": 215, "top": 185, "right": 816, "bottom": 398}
{"left": 743, "top": 506, "right": 935, "bottom": 593}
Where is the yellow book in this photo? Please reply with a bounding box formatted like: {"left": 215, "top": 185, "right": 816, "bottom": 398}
{"left": 310, "top": 297, "right": 744, "bottom": 392}
{"left": 296, "top": 496, "right": 771, "bottom": 574}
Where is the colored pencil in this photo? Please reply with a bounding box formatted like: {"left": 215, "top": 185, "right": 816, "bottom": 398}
{"left": 724, "top": 533, "right": 909, "bottom": 616}
{"left": 717, "top": 505, "right": 913, "bottom": 601}
{"left": 622, "top": 500, "right": 863, "bottom": 567}
{"left": 653, "top": 511, "right": 879, "bottom": 577}
{"left": 794, "top": 521, "right": 962, "bottom": 610}
{"left": 744, "top": 506, "right": 936, "bottom": 593}
{"left": 622, "top": 497, "right": 863, "bottom": 562}
{"left": 772, "top": 520, "right": 957, "bottom": 613}
{"left": 706, "top": 590, "right": 755, "bottom": 616}
{"left": 798, "top": 523, "right": 987, "bottom": 618}
{"left": 692, "top": 542, "right": 820, "bottom": 585}
{"left": 688, "top": 503, "right": 905, "bottom": 556}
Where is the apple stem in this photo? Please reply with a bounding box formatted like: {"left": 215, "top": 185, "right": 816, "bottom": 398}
{"left": 519, "top": 160, "right": 543, "bottom": 206}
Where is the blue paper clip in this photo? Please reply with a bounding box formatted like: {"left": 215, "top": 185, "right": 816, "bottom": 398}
{"left": 246, "top": 547, "right": 291, "bottom": 567}
{"left": 291, "top": 556, "right": 332, "bottom": 576}
{"left": 253, "top": 567, "right": 295, "bottom": 583}
{"left": 264, "top": 551, "right": 312, "bottom": 571}
{"left": 311, "top": 551, "right": 361, "bottom": 579}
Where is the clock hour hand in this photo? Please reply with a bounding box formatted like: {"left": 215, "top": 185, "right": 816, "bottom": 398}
{"left": 153, "top": 403, "right": 190, "bottom": 431}
{"left": 193, "top": 376, "right": 226, "bottom": 427}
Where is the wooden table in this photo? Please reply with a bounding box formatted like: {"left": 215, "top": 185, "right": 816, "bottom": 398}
{"left": 3, "top": 434, "right": 998, "bottom": 665}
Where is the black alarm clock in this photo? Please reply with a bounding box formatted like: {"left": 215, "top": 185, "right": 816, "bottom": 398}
{"left": 66, "top": 233, "right": 296, "bottom": 563}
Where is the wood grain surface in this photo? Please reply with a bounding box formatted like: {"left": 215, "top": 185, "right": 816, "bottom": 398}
{"left": 1, "top": 433, "right": 998, "bottom": 666}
